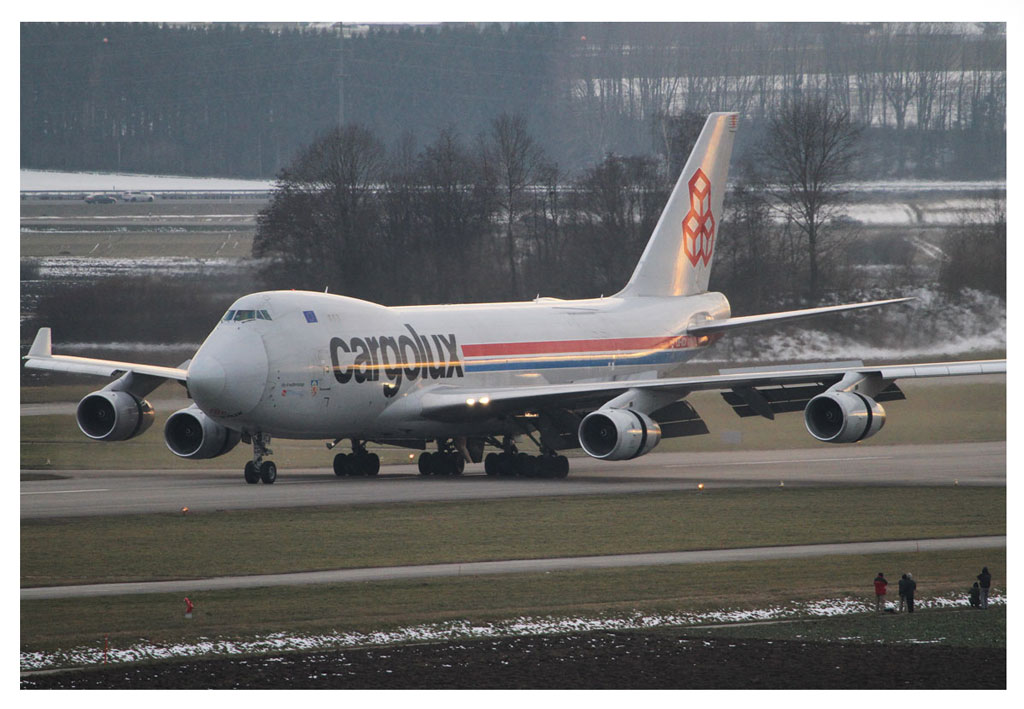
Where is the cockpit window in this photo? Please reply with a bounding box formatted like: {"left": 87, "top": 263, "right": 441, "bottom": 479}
{"left": 222, "top": 310, "right": 235, "bottom": 322}
{"left": 233, "top": 310, "right": 256, "bottom": 321}
{"left": 257, "top": 309, "right": 272, "bottom": 320}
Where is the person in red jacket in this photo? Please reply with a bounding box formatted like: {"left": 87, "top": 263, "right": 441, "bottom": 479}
{"left": 873, "top": 572, "right": 888, "bottom": 612}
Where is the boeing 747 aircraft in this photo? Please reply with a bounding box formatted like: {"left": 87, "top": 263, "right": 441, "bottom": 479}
{"left": 24, "top": 113, "right": 1006, "bottom": 483}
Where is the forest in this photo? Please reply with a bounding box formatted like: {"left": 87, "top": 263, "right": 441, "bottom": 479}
{"left": 21, "top": 22, "right": 1005, "bottom": 179}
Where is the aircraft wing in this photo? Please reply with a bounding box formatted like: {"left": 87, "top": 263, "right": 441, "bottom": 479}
{"left": 21, "top": 328, "right": 189, "bottom": 381}
{"left": 411, "top": 358, "right": 1005, "bottom": 423}
{"left": 686, "top": 297, "right": 915, "bottom": 336}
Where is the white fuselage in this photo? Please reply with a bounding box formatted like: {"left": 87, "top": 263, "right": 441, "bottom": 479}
{"left": 189, "top": 290, "right": 731, "bottom": 440}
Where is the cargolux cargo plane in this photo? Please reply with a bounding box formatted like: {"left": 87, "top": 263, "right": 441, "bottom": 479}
{"left": 24, "top": 113, "right": 1006, "bottom": 484}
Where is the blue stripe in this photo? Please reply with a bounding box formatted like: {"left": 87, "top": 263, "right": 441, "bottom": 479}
{"left": 463, "top": 348, "right": 692, "bottom": 373}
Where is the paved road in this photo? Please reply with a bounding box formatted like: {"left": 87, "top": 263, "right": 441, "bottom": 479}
{"left": 22, "top": 535, "right": 1006, "bottom": 600}
{"left": 20, "top": 441, "right": 1005, "bottom": 519}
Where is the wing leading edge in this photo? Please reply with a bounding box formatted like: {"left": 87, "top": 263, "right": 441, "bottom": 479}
{"left": 22, "top": 328, "right": 189, "bottom": 381}
{"left": 408, "top": 358, "right": 1006, "bottom": 423}
{"left": 686, "top": 297, "right": 916, "bottom": 336}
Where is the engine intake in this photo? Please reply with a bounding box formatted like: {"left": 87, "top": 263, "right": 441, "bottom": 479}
{"left": 76, "top": 391, "right": 154, "bottom": 441}
{"left": 804, "top": 391, "right": 885, "bottom": 443}
{"left": 579, "top": 408, "right": 662, "bottom": 460}
{"left": 164, "top": 405, "right": 241, "bottom": 459}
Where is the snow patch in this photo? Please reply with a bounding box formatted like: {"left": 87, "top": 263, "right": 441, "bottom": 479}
{"left": 20, "top": 592, "right": 1005, "bottom": 672}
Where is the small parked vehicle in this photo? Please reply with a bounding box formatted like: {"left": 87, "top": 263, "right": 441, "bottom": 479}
{"left": 84, "top": 193, "right": 117, "bottom": 204}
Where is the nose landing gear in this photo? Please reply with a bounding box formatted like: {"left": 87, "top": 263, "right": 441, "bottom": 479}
{"left": 243, "top": 433, "right": 276, "bottom": 484}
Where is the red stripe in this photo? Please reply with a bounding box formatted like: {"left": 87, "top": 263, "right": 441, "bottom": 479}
{"left": 462, "top": 336, "right": 685, "bottom": 357}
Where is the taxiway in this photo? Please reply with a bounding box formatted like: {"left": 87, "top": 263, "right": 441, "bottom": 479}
{"left": 21, "top": 441, "right": 1005, "bottom": 519}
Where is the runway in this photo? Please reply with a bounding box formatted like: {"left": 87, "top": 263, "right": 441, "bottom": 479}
{"left": 21, "top": 441, "right": 1005, "bottom": 519}
{"left": 22, "top": 535, "right": 1005, "bottom": 600}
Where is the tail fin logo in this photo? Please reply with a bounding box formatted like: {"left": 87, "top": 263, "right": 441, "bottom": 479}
{"left": 682, "top": 168, "right": 715, "bottom": 267}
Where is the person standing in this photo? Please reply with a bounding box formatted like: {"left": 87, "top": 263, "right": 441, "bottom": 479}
{"left": 897, "top": 574, "right": 909, "bottom": 612}
{"left": 969, "top": 582, "right": 982, "bottom": 608}
{"left": 977, "top": 567, "right": 992, "bottom": 609}
{"left": 873, "top": 572, "right": 888, "bottom": 612}
{"left": 904, "top": 572, "right": 917, "bottom": 613}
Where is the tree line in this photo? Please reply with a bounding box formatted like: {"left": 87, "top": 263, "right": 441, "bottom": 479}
{"left": 22, "top": 22, "right": 1005, "bottom": 179}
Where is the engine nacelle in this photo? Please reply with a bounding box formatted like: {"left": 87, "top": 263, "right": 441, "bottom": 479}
{"left": 579, "top": 408, "right": 662, "bottom": 460}
{"left": 76, "top": 390, "right": 154, "bottom": 441}
{"left": 164, "top": 405, "right": 241, "bottom": 459}
{"left": 804, "top": 391, "right": 886, "bottom": 443}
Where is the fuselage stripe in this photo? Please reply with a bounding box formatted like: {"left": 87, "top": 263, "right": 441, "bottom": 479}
{"left": 462, "top": 347, "right": 695, "bottom": 373}
{"left": 462, "top": 335, "right": 694, "bottom": 357}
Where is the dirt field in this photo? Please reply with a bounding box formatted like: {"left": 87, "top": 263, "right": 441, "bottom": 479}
{"left": 21, "top": 629, "right": 1005, "bottom": 689}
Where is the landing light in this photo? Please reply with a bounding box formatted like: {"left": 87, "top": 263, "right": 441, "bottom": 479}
{"left": 479, "top": 396, "right": 491, "bottom": 405}
{"left": 466, "top": 398, "right": 476, "bottom": 406}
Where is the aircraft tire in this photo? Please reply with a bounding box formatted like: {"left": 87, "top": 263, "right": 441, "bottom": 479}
{"left": 333, "top": 453, "right": 350, "bottom": 477}
{"left": 496, "top": 452, "right": 516, "bottom": 477}
{"left": 538, "top": 456, "right": 558, "bottom": 479}
{"left": 259, "top": 460, "right": 277, "bottom": 484}
{"left": 555, "top": 455, "right": 570, "bottom": 478}
{"left": 484, "top": 453, "right": 499, "bottom": 476}
{"left": 244, "top": 461, "right": 260, "bottom": 484}
{"left": 432, "top": 454, "right": 453, "bottom": 476}
{"left": 363, "top": 453, "right": 380, "bottom": 476}
{"left": 418, "top": 452, "right": 433, "bottom": 476}
{"left": 514, "top": 452, "right": 535, "bottom": 478}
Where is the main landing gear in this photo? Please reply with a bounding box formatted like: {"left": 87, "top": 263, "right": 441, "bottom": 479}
{"left": 482, "top": 436, "right": 569, "bottom": 479}
{"left": 243, "top": 432, "right": 277, "bottom": 484}
{"left": 417, "top": 448, "right": 466, "bottom": 477}
{"left": 483, "top": 451, "right": 569, "bottom": 478}
{"left": 333, "top": 440, "right": 381, "bottom": 477}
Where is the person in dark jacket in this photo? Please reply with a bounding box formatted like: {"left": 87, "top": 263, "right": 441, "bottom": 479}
{"left": 977, "top": 567, "right": 992, "bottom": 609}
{"left": 969, "top": 582, "right": 981, "bottom": 608}
{"left": 904, "top": 573, "right": 917, "bottom": 613}
{"left": 897, "top": 574, "right": 909, "bottom": 612}
{"left": 873, "top": 572, "right": 888, "bottom": 612}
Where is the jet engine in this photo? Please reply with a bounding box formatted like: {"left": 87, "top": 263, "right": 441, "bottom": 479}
{"left": 164, "top": 405, "right": 241, "bottom": 459}
{"left": 76, "top": 390, "right": 154, "bottom": 441}
{"left": 579, "top": 408, "right": 662, "bottom": 460}
{"left": 804, "top": 391, "right": 885, "bottom": 443}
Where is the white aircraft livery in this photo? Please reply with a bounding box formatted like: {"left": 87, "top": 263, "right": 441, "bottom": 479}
{"left": 24, "top": 113, "right": 1006, "bottom": 484}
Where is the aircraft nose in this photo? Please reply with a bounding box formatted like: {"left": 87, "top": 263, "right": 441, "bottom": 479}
{"left": 188, "top": 327, "right": 268, "bottom": 416}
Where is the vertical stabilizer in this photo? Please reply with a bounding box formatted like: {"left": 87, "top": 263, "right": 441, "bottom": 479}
{"left": 618, "top": 112, "right": 738, "bottom": 297}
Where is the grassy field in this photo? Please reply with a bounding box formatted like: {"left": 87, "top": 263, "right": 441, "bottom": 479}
{"left": 682, "top": 603, "right": 1005, "bottom": 648}
{"left": 21, "top": 487, "right": 1006, "bottom": 587}
{"left": 19, "top": 378, "right": 1006, "bottom": 470}
{"left": 21, "top": 231, "right": 254, "bottom": 259}
{"left": 21, "top": 548, "right": 1005, "bottom": 655}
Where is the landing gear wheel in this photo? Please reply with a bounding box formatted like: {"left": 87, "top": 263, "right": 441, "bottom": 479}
{"left": 514, "top": 452, "right": 536, "bottom": 478}
{"left": 244, "top": 461, "right": 259, "bottom": 484}
{"left": 259, "top": 460, "right": 277, "bottom": 484}
{"left": 555, "top": 455, "right": 570, "bottom": 479}
{"left": 485, "top": 452, "right": 500, "bottom": 476}
{"left": 333, "top": 453, "right": 350, "bottom": 477}
{"left": 418, "top": 452, "right": 434, "bottom": 476}
{"left": 363, "top": 453, "right": 380, "bottom": 476}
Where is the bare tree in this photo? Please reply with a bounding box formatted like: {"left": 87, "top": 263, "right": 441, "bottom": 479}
{"left": 482, "top": 113, "right": 545, "bottom": 298}
{"left": 939, "top": 195, "right": 1006, "bottom": 299}
{"left": 758, "top": 96, "right": 862, "bottom": 301}
{"left": 254, "top": 124, "right": 386, "bottom": 295}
